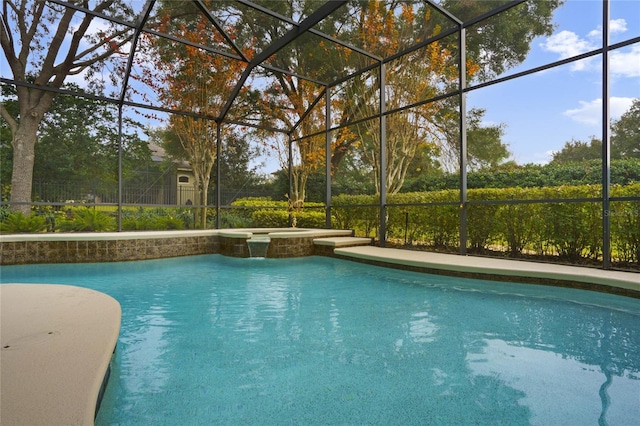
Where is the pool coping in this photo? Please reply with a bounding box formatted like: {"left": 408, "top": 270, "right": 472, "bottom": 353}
{"left": 334, "top": 246, "right": 640, "bottom": 298}
{"left": 1, "top": 229, "right": 638, "bottom": 297}
{"left": 0, "top": 228, "right": 351, "bottom": 242}
{"left": 0, "top": 284, "right": 121, "bottom": 426}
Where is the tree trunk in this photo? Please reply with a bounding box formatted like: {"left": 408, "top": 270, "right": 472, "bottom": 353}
{"left": 9, "top": 116, "right": 40, "bottom": 215}
{"left": 198, "top": 175, "right": 209, "bottom": 229}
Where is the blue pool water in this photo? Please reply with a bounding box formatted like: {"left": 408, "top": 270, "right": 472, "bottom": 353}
{"left": 2, "top": 255, "right": 639, "bottom": 425}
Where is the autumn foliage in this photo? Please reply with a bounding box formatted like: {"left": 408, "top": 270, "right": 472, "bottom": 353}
{"left": 130, "top": 5, "right": 254, "bottom": 227}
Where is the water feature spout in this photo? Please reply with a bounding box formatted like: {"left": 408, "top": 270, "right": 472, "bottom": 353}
{"left": 247, "top": 236, "right": 271, "bottom": 258}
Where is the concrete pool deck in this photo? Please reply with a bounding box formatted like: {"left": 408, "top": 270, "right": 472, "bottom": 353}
{"left": 0, "top": 284, "right": 121, "bottom": 426}
{"left": 333, "top": 246, "right": 640, "bottom": 297}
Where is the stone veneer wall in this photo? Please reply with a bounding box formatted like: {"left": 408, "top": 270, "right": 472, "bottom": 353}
{"left": 218, "top": 236, "right": 250, "bottom": 258}
{"left": 217, "top": 236, "right": 321, "bottom": 258}
{"left": 1, "top": 235, "right": 219, "bottom": 265}
{"left": 0, "top": 229, "right": 355, "bottom": 264}
{"left": 268, "top": 237, "right": 317, "bottom": 258}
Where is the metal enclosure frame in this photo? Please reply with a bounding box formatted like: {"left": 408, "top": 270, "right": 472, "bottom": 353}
{"left": 2, "top": 0, "right": 639, "bottom": 270}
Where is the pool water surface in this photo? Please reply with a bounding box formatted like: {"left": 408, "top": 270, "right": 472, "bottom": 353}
{"left": 2, "top": 255, "right": 639, "bottom": 425}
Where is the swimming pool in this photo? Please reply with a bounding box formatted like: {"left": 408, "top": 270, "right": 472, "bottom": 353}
{"left": 2, "top": 255, "right": 639, "bottom": 425}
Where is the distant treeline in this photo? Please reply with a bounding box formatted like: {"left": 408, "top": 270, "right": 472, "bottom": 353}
{"left": 405, "top": 159, "right": 640, "bottom": 192}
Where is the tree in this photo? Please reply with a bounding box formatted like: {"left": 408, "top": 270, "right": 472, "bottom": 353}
{"left": 216, "top": 0, "right": 359, "bottom": 204}
{"left": 1, "top": 81, "right": 149, "bottom": 201}
{"left": 552, "top": 99, "right": 640, "bottom": 164}
{"left": 215, "top": 129, "right": 265, "bottom": 192}
{"left": 0, "top": 0, "right": 136, "bottom": 214}
{"left": 551, "top": 137, "right": 602, "bottom": 164}
{"left": 259, "top": 80, "right": 327, "bottom": 205}
{"left": 466, "top": 109, "right": 510, "bottom": 171}
{"left": 330, "top": 0, "right": 558, "bottom": 193}
{"left": 135, "top": 2, "right": 255, "bottom": 228}
{"left": 611, "top": 98, "right": 640, "bottom": 159}
{"left": 341, "top": 2, "right": 463, "bottom": 194}
{"left": 156, "top": 124, "right": 264, "bottom": 196}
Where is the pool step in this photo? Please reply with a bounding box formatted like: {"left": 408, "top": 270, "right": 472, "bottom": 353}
{"left": 313, "top": 236, "right": 373, "bottom": 249}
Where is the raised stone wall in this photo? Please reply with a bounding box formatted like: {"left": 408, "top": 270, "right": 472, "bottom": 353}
{"left": 0, "top": 229, "right": 355, "bottom": 264}
{"left": 0, "top": 233, "right": 219, "bottom": 265}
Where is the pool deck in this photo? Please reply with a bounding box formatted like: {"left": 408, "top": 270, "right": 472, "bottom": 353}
{"left": 0, "top": 284, "right": 121, "bottom": 426}
{"left": 334, "top": 246, "right": 640, "bottom": 297}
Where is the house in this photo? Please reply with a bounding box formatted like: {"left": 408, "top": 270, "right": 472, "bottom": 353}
{"left": 148, "top": 143, "right": 196, "bottom": 205}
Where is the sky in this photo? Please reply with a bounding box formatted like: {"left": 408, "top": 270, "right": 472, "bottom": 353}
{"left": 467, "top": 0, "right": 640, "bottom": 165}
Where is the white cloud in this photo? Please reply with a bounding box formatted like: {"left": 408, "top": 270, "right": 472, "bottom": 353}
{"left": 540, "top": 30, "right": 597, "bottom": 71}
{"left": 564, "top": 99, "right": 601, "bottom": 125}
{"left": 610, "top": 18, "right": 628, "bottom": 34}
{"left": 541, "top": 30, "right": 595, "bottom": 59}
{"left": 610, "top": 97, "right": 636, "bottom": 119}
{"left": 610, "top": 45, "right": 640, "bottom": 78}
{"left": 541, "top": 19, "right": 629, "bottom": 72}
{"left": 587, "top": 28, "right": 601, "bottom": 39}
{"left": 588, "top": 19, "right": 627, "bottom": 39}
{"left": 563, "top": 97, "right": 635, "bottom": 126}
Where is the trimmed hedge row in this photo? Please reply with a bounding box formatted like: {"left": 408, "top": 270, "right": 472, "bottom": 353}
{"left": 405, "top": 159, "right": 640, "bottom": 191}
{"left": 229, "top": 197, "right": 326, "bottom": 228}
{"left": 332, "top": 184, "right": 640, "bottom": 265}
{"left": 3, "top": 185, "right": 636, "bottom": 266}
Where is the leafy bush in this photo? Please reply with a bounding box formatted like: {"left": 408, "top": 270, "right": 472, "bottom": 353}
{"left": 538, "top": 186, "right": 603, "bottom": 261}
{"left": 406, "top": 159, "right": 640, "bottom": 192}
{"left": 332, "top": 194, "right": 380, "bottom": 237}
{"left": 219, "top": 210, "right": 251, "bottom": 228}
{"left": 610, "top": 185, "right": 640, "bottom": 265}
{"left": 493, "top": 187, "right": 542, "bottom": 256}
{"left": 121, "top": 208, "right": 188, "bottom": 230}
{"left": 58, "top": 208, "right": 116, "bottom": 232}
{"left": 229, "top": 197, "right": 325, "bottom": 228}
{"left": 386, "top": 191, "right": 459, "bottom": 247}
{"left": 0, "top": 211, "right": 47, "bottom": 233}
{"left": 332, "top": 183, "right": 640, "bottom": 266}
{"left": 251, "top": 209, "right": 289, "bottom": 227}
{"left": 293, "top": 209, "right": 327, "bottom": 228}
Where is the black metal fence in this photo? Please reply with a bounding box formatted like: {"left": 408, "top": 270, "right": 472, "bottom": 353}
{"left": 27, "top": 180, "right": 272, "bottom": 207}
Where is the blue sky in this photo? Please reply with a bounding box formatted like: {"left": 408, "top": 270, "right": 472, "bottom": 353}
{"left": 468, "top": 0, "right": 640, "bottom": 165}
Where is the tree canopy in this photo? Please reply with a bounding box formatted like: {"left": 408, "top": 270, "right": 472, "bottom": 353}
{"left": 1, "top": 0, "right": 566, "bottom": 212}
{"left": 552, "top": 99, "right": 640, "bottom": 164}
{"left": 1, "top": 0, "right": 136, "bottom": 213}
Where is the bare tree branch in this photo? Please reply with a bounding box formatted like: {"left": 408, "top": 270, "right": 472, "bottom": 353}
{"left": 0, "top": 102, "right": 18, "bottom": 135}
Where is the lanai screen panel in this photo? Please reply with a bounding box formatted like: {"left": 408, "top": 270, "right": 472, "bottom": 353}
{"left": 330, "top": 67, "right": 381, "bottom": 127}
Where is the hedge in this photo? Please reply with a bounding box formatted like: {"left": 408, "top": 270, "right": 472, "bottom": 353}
{"left": 331, "top": 183, "right": 640, "bottom": 265}
{"left": 229, "top": 197, "right": 326, "bottom": 228}
{"left": 404, "top": 159, "right": 640, "bottom": 192}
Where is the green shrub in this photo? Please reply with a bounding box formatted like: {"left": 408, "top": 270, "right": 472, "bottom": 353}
{"left": 219, "top": 210, "right": 250, "bottom": 228}
{"left": 610, "top": 184, "right": 640, "bottom": 264}
{"left": 155, "top": 215, "right": 185, "bottom": 230}
{"left": 293, "top": 209, "right": 327, "bottom": 228}
{"left": 332, "top": 194, "right": 379, "bottom": 237}
{"left": 331, "top": 183, "right": 639, "bottom": 266}
{"left": 58, "top": 208, "right": 116, "bottom": 232}
{"left": 467, "top": 202, "right": 500, "bottom": 252}
{"left": 406, "top": 159, "right": 640, "bottom": 191}
{"left": 0, "top": 212, "right": 47, "bottom": 233}
{"left": 121, "top": 208, "right": 188, "bottom": 231}
{"left": 230, "top": 198, "right": 287, "bottom": 226}
{"left": 538, "top": 185, "right": 603, "bottom": 261}
{"left": 230, "top": 197, "right": 326, "bottom": 228}
{"left": 493, "top": 188, "right": 543, "bottom": 256}
{"left": 252, "top": 209, "right": 289, "bottom": 227}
